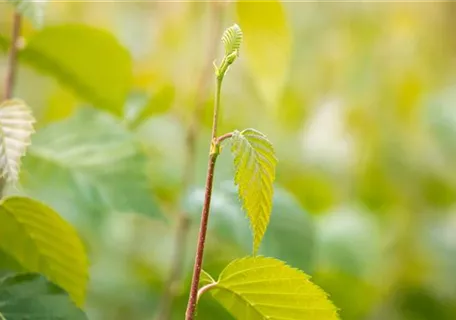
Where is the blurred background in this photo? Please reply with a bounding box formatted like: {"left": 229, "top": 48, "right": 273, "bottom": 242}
{"left": 1, "top": 1, "right": 456, "bottom": 319}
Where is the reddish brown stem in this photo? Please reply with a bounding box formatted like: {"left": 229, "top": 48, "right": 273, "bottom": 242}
{"left": 4, "top": 12, "right": 22, "bottom": 100}
{"left": 215, "top": 132, "right": 233, "bottom": 145}
{"left": 185, "top": 152, "right": 218, "bottom": 319}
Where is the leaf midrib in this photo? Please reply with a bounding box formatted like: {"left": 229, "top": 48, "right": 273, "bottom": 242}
{"left": 212, "top": 284, "right": 266, "bottom": 319}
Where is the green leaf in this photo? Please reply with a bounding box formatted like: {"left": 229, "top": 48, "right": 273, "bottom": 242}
{"left": 0, "top": 272, "right": 87, "bottom": 320}
{"left": 0, "top": 249, "right": 25, "bottom": 279}
{"left": 236, "top": 0, "right": 292, "bottom": 107}
{"left": 222, "top": 24, "right": 243, "bottom": 56}
{"left": 0, "top": 100, "right": 35, "bottom": 183}
{"left": 20, "top": 24, "right": 132, "bottom": 115}
{"left": 20, "top": 108, "right": 163, "bottom": 226}
{"left": 0, "top": 197, "right": 88, "bottom": 307}
{"left": 230, "top": 129, "right": 277, "bottom": 253}
{"left": 7, "top": 0, "right": 46, "bottom": 27}
{"left": 201, "top": 256, "right": 339, "bottom": 319}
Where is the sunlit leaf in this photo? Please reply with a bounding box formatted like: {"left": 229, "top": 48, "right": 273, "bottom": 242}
{"left": 20, "top": 107, "right": 163, "bottom": 228}
{"left": 0, "top": 196, "right": 88, "bottom": 306}
{"left": 0, "top": 99, "right": 34, "bottom": 183}
{"left": 236, "top": 0, "right": 292, "bottom": 107}
{"left": 20, "top": 24, "right": 132, "bottom": 115}
{"left": 7, "top": 0, "right": 46, "bottom": 27}
{"left": 0, "top": 272, "right": 87, "bottom": 320}
{"left": 200, "top": 256, "right": 339, "bottom": 319}
{"left": 230, "top": 129, "right": 277, "bottom": 253}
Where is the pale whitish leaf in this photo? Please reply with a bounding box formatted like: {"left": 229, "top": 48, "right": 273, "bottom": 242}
{"left": 0, "top": 99, "right": 35, "bottom": 183}
{"left": 230, "top": 129, "right": 277, "bottom": 253}
{"left": 0, "top": 272, "right": 87, "bottom": 320}
{"left": 222, "top": 24, "right": 243, "bottom": 56}
{"left": 20, "top": 107, "right": 162, "bottom": 226}
{"left": 0, "top": 197, "right": 89, "bottom": 307}
{"left": 236, "top": 0, "right": 292, "bottom": 107}
{"left": 203, "top": 256, "right": 339, "bottom": 320}
{"left": 7, "top": 0, "right": 46, "bottom": 27}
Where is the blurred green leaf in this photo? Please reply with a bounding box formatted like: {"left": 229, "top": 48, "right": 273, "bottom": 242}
{"left": 0, "top": 99, "right": 35, "bottom": 183}
{"left": 185, "top": 182, "right": 315, "bottom": 272}
{"left": 0, "top": 196, "right": 88, "bottom": 306}
{"left": 134, "top": 114, "right": 186, "bottom": 203}
{"left": 0, "top": 272, "right": 87, "bottom": 320}
{"left": 127, "top": 85, "right": 176, "bottom": 128}
{"left": 236, "top": 0, "right": 292, "bottom": 107}
{"left": 7, "top": 0, "right": 46, "bottom": 27}
{"left": 20, "top": 24, "right": 132, "bottom": 115}
{"left": 20, "top": 107, "right": 163, "bottom": 228}
{"left": 313, "top": 271, "right": 380, "bottom": 320}
{"left": 0, "top": 249, "right": 24, "bottom": 279}
{"left": 230, "top": 128, "right": 277, "bottom": 253}
{"left": 201, "top": 256, "right": 339, "bottom": 319}
{"left": 315, "top": 207, "right": 381, "bottom": 279}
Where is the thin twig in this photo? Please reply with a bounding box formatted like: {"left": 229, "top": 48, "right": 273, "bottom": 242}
{"left": 153, "top": 3, "right": 223, "bottom": 320}
{"left": 185, "top": 151, "right": 218, "bottom": 320}
{"left": 0, "top": 12, "right": 22, "bottom": 200}
{"left": 4, "top": 12, "right": 22, "bottom": 100}
{"left": 185, "top": 53, "right": 228, "bottom": 319}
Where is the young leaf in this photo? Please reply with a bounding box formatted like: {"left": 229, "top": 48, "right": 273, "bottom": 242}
{"left": 0, "top": 272, "right": 87, "bottom": 320}
{"left": 20, "top": 24, "right": 132, "bottom": 115}
{"left": 0, "top": 99, "right": 35, "bottom": 183}
{"left": 0, "top": 196, "right": 89, "bottom": 307}
{"left": 236, "top": 0, "right": 292, "bottom": 107}
{"left": 200, "top": 256, "right": 339, "bottom": 319}
{"left": 7, "top": 0, "right": 46, "bottom": 27}
{"left": 230, "top": 128, "right": 277, "bottom": 253}
{"left": 222, "top": 24, "right": 243, "bottom": 56}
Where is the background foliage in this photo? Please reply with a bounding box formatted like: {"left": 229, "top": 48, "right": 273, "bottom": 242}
{"left": 1, "top": 1, "right": 456, "bottom": 319}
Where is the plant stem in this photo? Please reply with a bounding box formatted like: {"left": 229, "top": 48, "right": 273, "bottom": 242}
{"left": 0, "top": 12, "right": 22, "bottom": 200}
{"left": 185, "top": 76, "right": 224, "bottom": 320}
{"left": 210, "top": 78, "right": 223, "bottom": 141}
{"left": 4, "top": 12, "right": 22, "bottom": 100}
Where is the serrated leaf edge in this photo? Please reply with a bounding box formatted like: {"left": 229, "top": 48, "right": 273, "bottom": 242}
{"left": 230, "top": 128, "right": 277, "bottom": 254}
